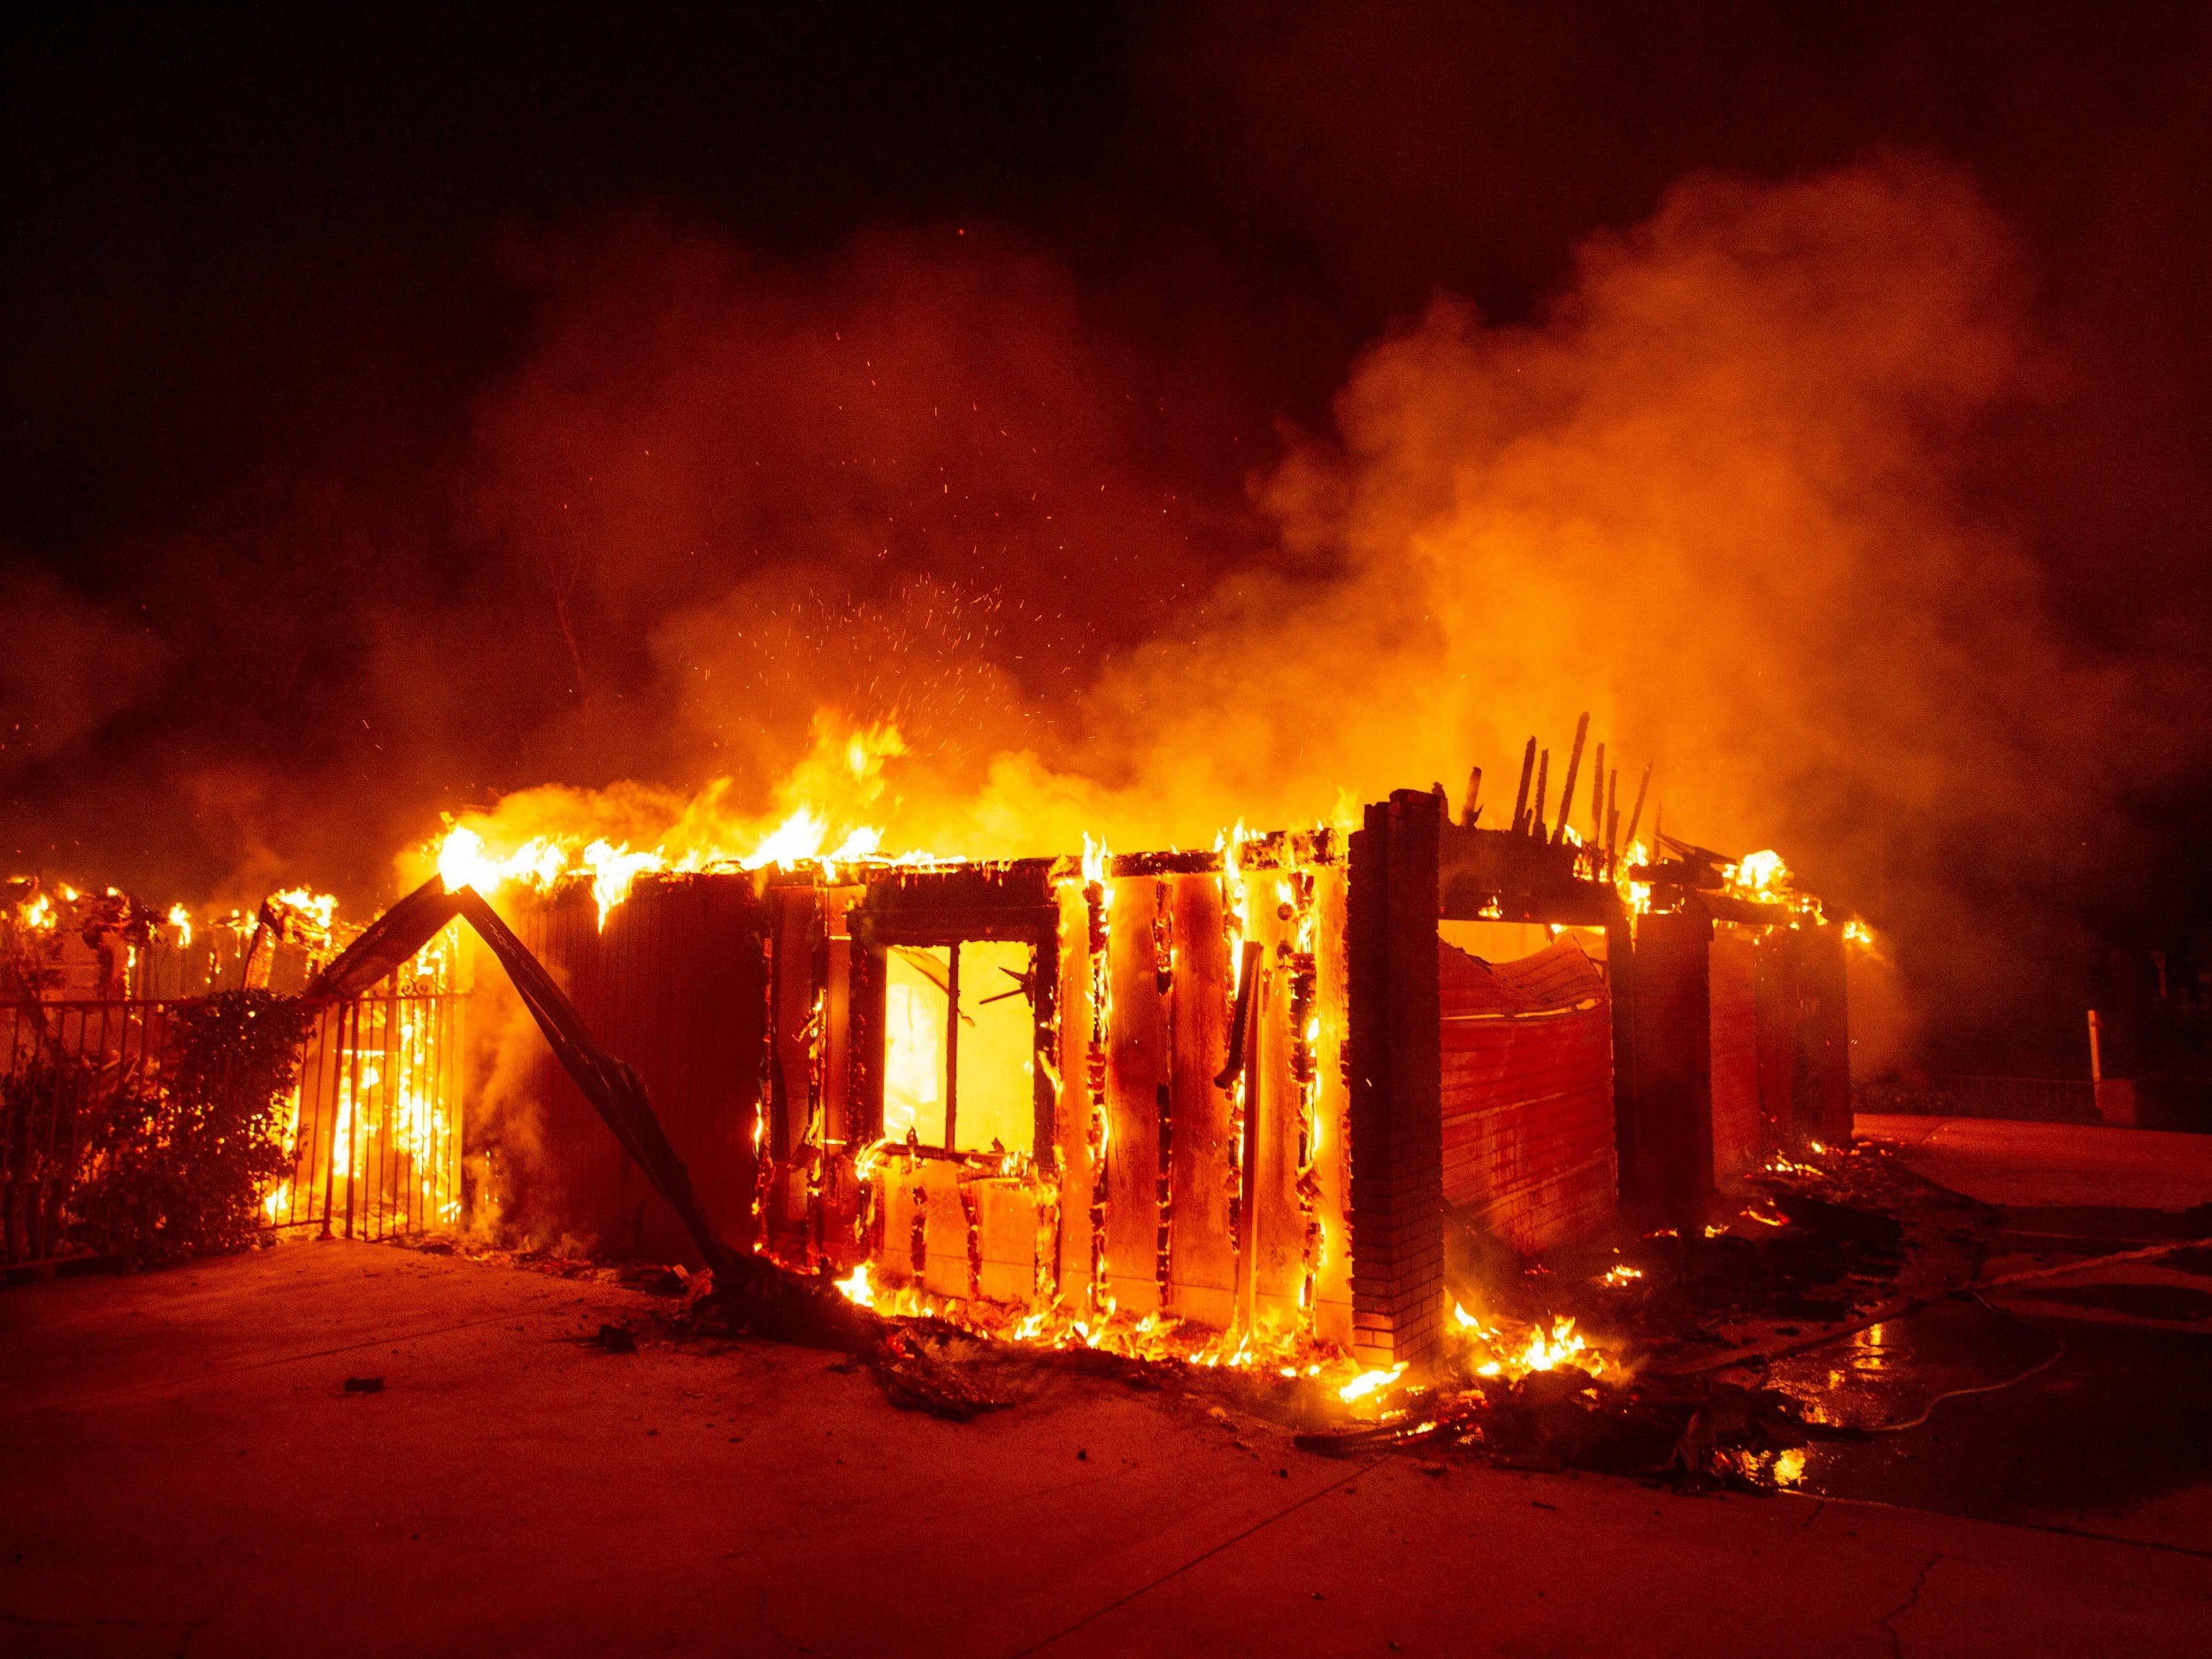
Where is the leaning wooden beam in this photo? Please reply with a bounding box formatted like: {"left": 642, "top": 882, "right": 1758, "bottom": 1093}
{"left": 1624, "top": 761, "right": 1652, "bottom": 851}
{"left": 1552, "top": 712, "right": 1589, "bottom": 848}
{"left": 1510, "top": 738, "right": 1536, "bottom": 835}
{"left": 303, "top": 878, "right": 466, "bottom": 1002}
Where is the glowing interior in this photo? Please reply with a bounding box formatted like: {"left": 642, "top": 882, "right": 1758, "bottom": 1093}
{"left": 881, "top": 941, "right": 1035, "bottom": 1156}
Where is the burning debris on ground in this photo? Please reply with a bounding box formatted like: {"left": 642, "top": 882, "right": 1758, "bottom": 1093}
{"left": 1270, "top": 1141, "right": 2015, "bottom": 1492}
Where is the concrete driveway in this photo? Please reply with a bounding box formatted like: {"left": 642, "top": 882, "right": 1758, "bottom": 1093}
{"left": 4, "top": 1239, "right": 2209, "bottom": 1656}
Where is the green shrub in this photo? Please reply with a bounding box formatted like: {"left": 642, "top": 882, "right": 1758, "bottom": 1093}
{"left": 2, "top": 1054, "right": 95, "bottom": 1260}
{"left": 73, "top": 990, "right": 311, "bottom": 1265}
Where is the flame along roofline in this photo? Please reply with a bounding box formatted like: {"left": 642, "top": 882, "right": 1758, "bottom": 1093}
{"left": 479, "top": 828, "right": 1357, "bottom": 913}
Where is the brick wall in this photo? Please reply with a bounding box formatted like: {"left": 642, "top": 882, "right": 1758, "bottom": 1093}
{"left": 1709, "top": 930, "right": 1762, "bottom": 1183}
{"left": 1438, "top": 938, "right": 1617, "bottom": 1256}
{"left": 1348, "top": 791, "right": 1448, "bottom": 1366}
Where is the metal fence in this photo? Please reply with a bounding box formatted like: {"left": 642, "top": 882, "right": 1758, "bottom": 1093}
{"left": 0, "top": 999, "right": 177, "bottom": 1263}
{"left": 1, "top": 990, "right": 465, "bottom": 1263}
{"left": 265, "top": 993, "right": 465, "bottom": 1240}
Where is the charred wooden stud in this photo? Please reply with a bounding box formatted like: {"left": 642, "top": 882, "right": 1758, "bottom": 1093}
{"left": 1624, "top": 761, "right": 1652, "bottom": 851}
{"left": 1552, "top": 712, "right": 1588, "bottom": 848}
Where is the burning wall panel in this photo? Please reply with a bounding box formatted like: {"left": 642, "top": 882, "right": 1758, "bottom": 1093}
{"left": 879, "top": 1156, "right": 969, "bottom": 1300}
{"left": 1307, "top": 867, "right": 1355, "bottom": 1347}
{"left": 772, "top": 843, "right": 1359, "bottom": 1355}
{"left": 1052, "top": 878, "right": 1097, "bottom": 1309}
{"left": 1162, "top": 874, "right": 1234, "bottom": 1330}
{"left": 1101, "top": 873, "right": 1171, "bottom": 1319}
{"left": 1244, "top": 885, "right": 1307, "bottom": 1332}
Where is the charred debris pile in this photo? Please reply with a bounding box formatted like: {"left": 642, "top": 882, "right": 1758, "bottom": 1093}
{"left": 450, "top": 1132, "right": 2004, "bottom": 1493}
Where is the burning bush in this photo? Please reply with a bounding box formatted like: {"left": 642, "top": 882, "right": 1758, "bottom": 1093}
{"left": 72, "top": 990, "right": 311, "bottom": 1266}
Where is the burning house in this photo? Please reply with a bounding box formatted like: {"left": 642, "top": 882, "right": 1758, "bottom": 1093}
{"left": 4, "top": 723, "right": 1851, "bottom": 1381}
{"left": 449, "top": 745, "right": 1851, "bottom": 1374}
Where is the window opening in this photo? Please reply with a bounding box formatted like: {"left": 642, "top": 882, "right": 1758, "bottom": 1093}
{"left": 882, "top": 941, "right": 1035, "bottom": 1156}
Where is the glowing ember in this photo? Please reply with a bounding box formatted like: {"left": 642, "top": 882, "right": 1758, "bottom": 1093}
{"left": 1600, "top": 1263, "right": 1644, "bottom": 1286}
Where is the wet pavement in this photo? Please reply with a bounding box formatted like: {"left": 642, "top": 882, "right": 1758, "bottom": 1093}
{"left": 1745, "top": 1191, "right": 2212, "bottom": 1553}
{"left": 1762, "top": 1294, "right": 2062, "bottom": 1436}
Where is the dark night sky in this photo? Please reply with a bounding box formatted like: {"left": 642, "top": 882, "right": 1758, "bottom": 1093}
{"left": 5, "top": 2, "right": 2212, "bottom": 1066}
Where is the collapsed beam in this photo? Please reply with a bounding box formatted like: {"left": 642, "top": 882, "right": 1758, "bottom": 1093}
{"left": 306, "top": 878, "right": 763, "bottom": 1291}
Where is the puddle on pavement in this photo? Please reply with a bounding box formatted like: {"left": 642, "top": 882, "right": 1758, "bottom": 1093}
{"left": 1762, "top": 1295, "right": 2061, "bottom": 1436}
{"left": 1746, "top": 1295, "right": 2212, "bottom": 1542}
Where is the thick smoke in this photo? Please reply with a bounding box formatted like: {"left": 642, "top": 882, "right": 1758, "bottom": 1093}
{"left": 1035, "top": 158, "right": 2134, "bottom": 854}
{"left": 10, "top": 158, "right": 2197, "bottom": 1067}
{"left": 409, "top": 158, "right": 2207, "bottom": 1071}
{"left": 446, "top": 163, "right": 2185, "bottom": 1019}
